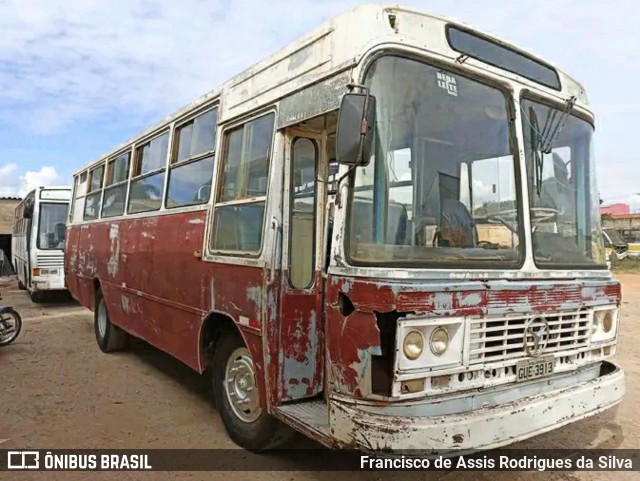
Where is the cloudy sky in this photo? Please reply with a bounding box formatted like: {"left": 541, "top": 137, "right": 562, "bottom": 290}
{"left": 0, "top": 0, "right": 638, "bottom": 208}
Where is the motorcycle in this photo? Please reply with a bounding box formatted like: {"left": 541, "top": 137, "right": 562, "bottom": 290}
{"left": 0, "top": 291, "right": 22, "bottom": 346}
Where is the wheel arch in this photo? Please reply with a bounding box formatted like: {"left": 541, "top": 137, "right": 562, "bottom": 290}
{"left": 198, "top": 310, "right": 259, "bottom": 374}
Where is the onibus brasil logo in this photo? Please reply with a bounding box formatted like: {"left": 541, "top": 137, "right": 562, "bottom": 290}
{"left": 6, "top": 450, "right": 153, "bottom": 470}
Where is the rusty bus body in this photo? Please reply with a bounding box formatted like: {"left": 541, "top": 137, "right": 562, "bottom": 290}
{"left": 65, "top": 3, "right": 624, "bottom": 452}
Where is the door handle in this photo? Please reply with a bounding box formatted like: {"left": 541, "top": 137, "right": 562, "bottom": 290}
{"left": 266, "top": 216, "right": 279, "bottom": 288}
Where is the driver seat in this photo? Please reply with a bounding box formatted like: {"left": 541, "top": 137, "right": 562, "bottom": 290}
{"left": 438, "top": 199, "right": 478, "bottom": 248}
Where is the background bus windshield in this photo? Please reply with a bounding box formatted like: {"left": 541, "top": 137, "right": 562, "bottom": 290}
{"left": 38, "top": 203, "right": 68, "bottom": 249}
{"left": 348, "top": 55, "right": 521, "bottom": 267}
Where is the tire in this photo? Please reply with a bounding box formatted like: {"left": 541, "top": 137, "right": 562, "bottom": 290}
{"left": 18, "top": 267, "right": 27, "bottom": 290}
{"left": 94, "top": 288, "right": 128, "bottom": 353}
{"left": 212, "top": 330, "right": 292, "bottom": 451}
{"left": 29, "top": 290, "right": 43, "bottom": 303}
{"left": 0, "top": 308, "right": 22, "bottom": 346}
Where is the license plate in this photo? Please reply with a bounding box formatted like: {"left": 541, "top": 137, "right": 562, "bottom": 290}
{"left": 516, "top": 357, "right": 554, "bottom": 382}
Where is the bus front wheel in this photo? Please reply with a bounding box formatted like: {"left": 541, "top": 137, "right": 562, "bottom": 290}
{"left": 94, "top": 289, "right": 128, "bottom": 353}
{"left": 212, "top": 330, "right": 291, "bottom": 451}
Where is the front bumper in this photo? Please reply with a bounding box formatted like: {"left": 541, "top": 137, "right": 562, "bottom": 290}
{"left": 32, "top": 276, "right": 66, "bottom": 291}
{"left": 330, "top": 361, "right": 624, "bottom": 453}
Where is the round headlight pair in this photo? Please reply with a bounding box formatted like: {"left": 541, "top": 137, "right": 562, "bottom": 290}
{"left": 403, "top": 326, "right": 449, "bottom": 360}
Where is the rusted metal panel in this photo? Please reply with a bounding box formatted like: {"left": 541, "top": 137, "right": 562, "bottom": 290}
{"left": 240, "top": 330, "right": 268, "bottom": 410}
{"left": 263, "top": 269, "right": 281, "bottom": 408}
{"left": 67, "top": 205, "right": 623, "bottom": 406}
{"left": 487, "top": 281, "right": 621, "bottom": 313}
{"left": 277, "top": 71, "right": 353, "bottom": 129}
{"left": 278, "top": 271, "right": 325, "bottom": 401}
{"left": 329, "top": 362, "right": 625, "bottom": 452}
{"left": 324, "top": 274, "right": 622, "bottom": 398}
{"left": 66, "top": 210, "right": 266, "bottom": 375}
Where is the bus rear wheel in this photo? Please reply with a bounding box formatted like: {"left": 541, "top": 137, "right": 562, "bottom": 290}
{"left": 212, "top": 330, "right": 291, "bottom": 451}
{"left": 18, "top": 267, "right": 27, "bottom": 290}
{"left": 94, "top": 289, "right": 128, "bottom": 353}
{"left": 30, "top": 290, "right": 43, "bottom": 303}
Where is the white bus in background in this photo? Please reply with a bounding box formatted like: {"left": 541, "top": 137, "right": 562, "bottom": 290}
{"left": 12, "top": 186, "right": 71, "bottom": 302}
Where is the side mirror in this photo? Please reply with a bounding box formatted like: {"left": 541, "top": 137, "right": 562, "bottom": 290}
{"left": 336, "top": 92, "right": 376, "bottom": 166}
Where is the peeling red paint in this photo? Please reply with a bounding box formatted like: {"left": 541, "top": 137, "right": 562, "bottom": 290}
{"left": 249, "top": 318, "right": 260, "bottom": 329}
{"left": 324, "top": 275, "right": 622, "bottom": 398}
{"left": 65, "top": 211, "right": 622, "bottom": 408}
{"left": 278, "top": 271, "right": 324, "bottom": 401}
{"left": 65, "top": 210, "right": 264, "bottom": 375}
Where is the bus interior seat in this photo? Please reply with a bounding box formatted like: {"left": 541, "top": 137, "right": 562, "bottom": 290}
{"left": 438, "top": 198, "right": 478, "bottom": 247}
{"left": 351, "top": 198, "right": 409, "bottom": 245}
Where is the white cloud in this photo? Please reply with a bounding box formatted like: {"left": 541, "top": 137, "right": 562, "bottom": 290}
{"left": 18, "top": 167, "right": 62, "bottom": 197}
{"left": 0, "top": 0, "right": 637, "bottom": 200}
{"left": 0, "top": 0, "right": 352, "bottom": 134}
{"left": 0, "top": 163, "right": 61, "bottom": 197}
{"left": 0, "top": 1, "right": 635, "bottom": 136}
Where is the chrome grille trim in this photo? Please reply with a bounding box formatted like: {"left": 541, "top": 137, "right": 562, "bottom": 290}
{"left": 469, "top": 310, "right": 591, "bottom": 363}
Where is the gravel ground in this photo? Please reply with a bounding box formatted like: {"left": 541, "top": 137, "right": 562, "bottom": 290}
{"left": 1, "top": 273, "right": 638, "bottom": 481}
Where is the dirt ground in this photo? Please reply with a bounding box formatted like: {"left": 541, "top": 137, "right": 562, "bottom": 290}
{"left": 1, "top": 274, "right": 638, "bottom": 481}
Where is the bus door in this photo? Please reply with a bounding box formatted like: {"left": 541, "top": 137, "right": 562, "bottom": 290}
{"left": 278, "top": 128, "right": 327, "bottom": 402}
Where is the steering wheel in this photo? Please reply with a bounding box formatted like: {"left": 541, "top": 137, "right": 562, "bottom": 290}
{"left": 476, "top": 240, "right": 500, "bottom": 249}
{"left": 486, "top": 207, "right": 558, "bottom": 233}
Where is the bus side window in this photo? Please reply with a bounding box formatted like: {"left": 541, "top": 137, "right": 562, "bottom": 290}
{"left": 102, "top": 151, "right": 131, "bottom": 218}
{"left": 166, "top": 108, "right": 218, "bottom": 208}
{"left": 84, "top": 164, "right": 105, "bottom": 221}
{"left": 211, "top": 112, "right": 275, "bottom": 253}
{"left": 128, "top": 131, "right": 169, "bottom": 214}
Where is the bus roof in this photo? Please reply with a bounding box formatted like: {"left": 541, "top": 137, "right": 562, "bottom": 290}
{"left": 22, "top": 186, "right": 72, "bottom": 195}
{"left": 17, "top": 186, "right": 71, "bottom": 203}
{"left": 75, "top": 2, "right": 589, "bottom": 175}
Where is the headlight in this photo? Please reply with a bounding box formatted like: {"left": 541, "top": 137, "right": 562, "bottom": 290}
{"left": 403, "top": 330, "right": 424, "bottom": 360}
{"left": 591, "top": 308, "right": 618, "bottom": 344}
{"left": 397, "top": 320, "right": 464, "bottom": 371}
{"left": 602, "top": 311, "right": 614, "bottom": 333}
{"left": 429, "top": 326, "right": 449, "bottom": 356}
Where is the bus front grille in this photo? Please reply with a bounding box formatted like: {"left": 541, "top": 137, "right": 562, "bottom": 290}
{"left": 36, "top": 252, "right": 64, "bottom": 268}
{"left": 469, "top": 309, "right": 591, "bottom": 363}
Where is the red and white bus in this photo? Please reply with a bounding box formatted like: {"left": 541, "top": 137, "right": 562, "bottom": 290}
{"left": 65, "top": 3, "right": 625, "bottom": 452}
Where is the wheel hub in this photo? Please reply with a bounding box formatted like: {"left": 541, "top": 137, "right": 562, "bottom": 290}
{"left": 224, "top": 347, "right": 261, "bottom": 422}
{"left": 97, "top": 300, "right": 107, "bottom": 339}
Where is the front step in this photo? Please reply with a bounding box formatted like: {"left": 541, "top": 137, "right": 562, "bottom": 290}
{"left": 275, "top": 399, "right": 333, "bottom": 446}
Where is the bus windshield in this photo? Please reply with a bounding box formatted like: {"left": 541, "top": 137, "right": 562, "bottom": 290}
{"left": 38, "top": 203, "right": 68, "bottom": 250}
{"left": 347, "top": 55, "right": 521, "bottom": 267}
{"left": 521, "top": 98, "right": 606, "bottom": 267}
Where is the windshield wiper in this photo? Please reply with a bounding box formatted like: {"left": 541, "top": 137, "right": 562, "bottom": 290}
{"left": 529, "top": 108, "right": 544, "bottom": 196}
{"left": 526, "top": 96, "right": 577, "bottom": 196}
{"left": 539, "top": 95, "right": 577, "bottom": 153}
